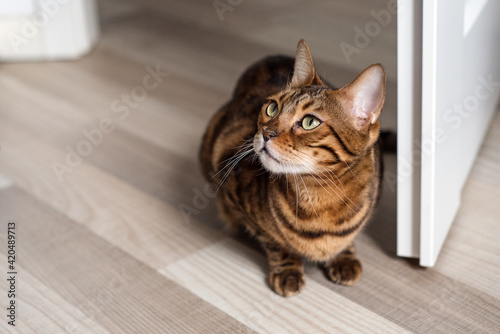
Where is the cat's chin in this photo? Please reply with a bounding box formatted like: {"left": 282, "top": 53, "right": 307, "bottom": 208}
{"left": 258, "top": 150, "right": 312, "bottom": 175}
{"left": 254, "top": 135, "right": 312, "bottom": 175}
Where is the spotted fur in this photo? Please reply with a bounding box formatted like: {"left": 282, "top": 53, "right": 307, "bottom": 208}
{"left": 200, "top": 40, "right": 386, "bottom": 297}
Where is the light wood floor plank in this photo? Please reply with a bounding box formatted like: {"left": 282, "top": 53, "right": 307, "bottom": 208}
{"left": 0, "top": 173, "right": 12, "bottom": 192}
{"left": 0, "top": 130, "right": 223, "bottom": 269}
{"left": 162, "top": 238, "right": 410, "bottom": 334}
{"left": 0, "top": 265, "right": 109, "bottom": 334}
{"left": 0, "top": 187, "right": 256, "bottom": 333}
{"left": 309, "top": 231, "right": 500, "bottom": 334}
{"left": 434, "top": 111, "right": 500, "bottom": 300}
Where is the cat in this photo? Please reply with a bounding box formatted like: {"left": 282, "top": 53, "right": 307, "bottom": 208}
{"left": 200, "top": 39, "right": 386, "bottom": 297}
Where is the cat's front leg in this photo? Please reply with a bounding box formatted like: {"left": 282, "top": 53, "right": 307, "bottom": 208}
{"left": 263, "top": 243, "right": 305, "bottom": 297}
{"left": 323, "top": 243, "right": 362, "bottom": 286}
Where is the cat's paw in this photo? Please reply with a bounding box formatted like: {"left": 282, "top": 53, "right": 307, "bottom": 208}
{"left": 325, "top": 256, "right": 362, "bottom": 286}
{"left": 269, "top": 268, "right": 305, "bottom": 297}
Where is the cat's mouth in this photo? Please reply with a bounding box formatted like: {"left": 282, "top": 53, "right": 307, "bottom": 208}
{"left": 254, "top": 134, "right": 306, "bottom": 174}
{"left": 260, "top": 146, "right": 281, "bottom": 164}
{"left": 258, "top": 143, "right": 303, "bottom": 174}
{"left": 255, "top": 139, "right": 288, "bottom": 173}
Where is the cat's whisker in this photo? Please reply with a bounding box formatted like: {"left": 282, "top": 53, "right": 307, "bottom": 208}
{"left": 315, "top": 169, "right": 359, "bottom": 209}
{"left": 218, "top": 140, "right": 254, "bottom": 162}
{"left": 345, "top": 161, "right": 358, "bottom": 180}
{"left": 294, "top": 148, "right": 345, "bottom": 188}
{"left": 289, "top": 150, "right": 341, "bottom": 190}
{"left": 294, "top": 148, "right": 348, "bottom": 192}
{"left": 292, "top": 155, "right": 346, "bottom": 207}
{"left": 290, "top": 151, "right": 358, "bottom": 212}
{"left": 215, "top": 149, "right": 253, "bottom": 191}
{"left": 251, "top": 153, "right": 259, "bottom": 164}
{"left": 325, "top": 169, "right": 345, "bottom": 191}
{"left": 217, "top": 146, "right": 253, "bottom": 167}
{"left": 292, "top": 149, "right": 356, "bottom": 202}
{"left": 293, "top": 148, "right": 346, "bottom": 190}
{"left": 214, "top": 151, "right": 251, "bottom": 176}
{"left": 216, "top": 162, "right": 241, "bottom": 191}
{"left": 269, "top": 173, "right": 280, "bottom": 183}
{"left": 297, "top": 172, "right": 320, "bottom": 219}
{"left": 211, "top": 148, "right": 253, "bottom": 180}
{"left": 312, "top": 171, "right": 359, "bottom": 213}
{"left": 292, "top": 168, "right": 299, "bottom": 224}
{"left": 237, "top": 137, "right": 254, "bottom": 145}
{"left": 257, "top": 169, "right": 267, "bottom": 177}
{"left": 305, "top": 172, "right": 342, "bottom": 205}
{"left": 303, "top": 169, "right": 342, "bottom": 204}
{"left": 231, "top": 143, "right": 253, "bottom": 154}
{"left": 312, "top": 167, "right": 359, "bottom": 211}
{"left": 218, "top": 143, "right": 253, "bottom": 165}
{"left": 285, "top": 173, "right": 289, "bottom": 194}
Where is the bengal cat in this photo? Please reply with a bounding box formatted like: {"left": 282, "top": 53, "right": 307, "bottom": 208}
{"left": 200, "top": 40, "right": 386, "bottom": 297}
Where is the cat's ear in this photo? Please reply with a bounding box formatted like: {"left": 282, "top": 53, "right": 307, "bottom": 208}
{"left": 291, "top": 40, "right": 324, "bottom": 88}
{"left": 337, "top": 64, "right": 386, "bottom": 132}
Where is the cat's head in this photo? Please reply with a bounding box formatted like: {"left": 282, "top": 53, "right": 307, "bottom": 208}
{"left": 254, "top": 39, "right": 386, "bottom": 174}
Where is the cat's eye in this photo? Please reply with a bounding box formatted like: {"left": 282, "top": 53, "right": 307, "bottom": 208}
{"left": 266, "top": 102, "right": 279, "bottom": 117}
{"left": 302, "top": 116, "right": 321, "bottom": 130}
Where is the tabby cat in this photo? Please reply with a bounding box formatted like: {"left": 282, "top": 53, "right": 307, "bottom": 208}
{"left": 200, "top": 40, "right": 386, "bottom": 297}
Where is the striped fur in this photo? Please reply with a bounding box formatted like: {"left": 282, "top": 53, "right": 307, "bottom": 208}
{"left": 200, "top": 40, "right": 386, "bottom": 297}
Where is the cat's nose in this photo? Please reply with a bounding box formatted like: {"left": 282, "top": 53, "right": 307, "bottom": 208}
{"left": 262, "top": 128, "right": 278, "bottom": 142}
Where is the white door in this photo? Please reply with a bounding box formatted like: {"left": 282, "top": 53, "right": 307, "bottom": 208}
{"left": 398, "top": 0, "right": 500, "bottom": 266}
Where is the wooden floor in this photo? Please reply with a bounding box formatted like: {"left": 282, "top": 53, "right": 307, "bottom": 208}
{"left": 1, "top": 0, "right": 499, "bottom": 333}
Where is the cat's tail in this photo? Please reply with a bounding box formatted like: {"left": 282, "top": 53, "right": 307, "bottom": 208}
{"left": 380, "top": 130, "right": 397, "bottom": 153}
